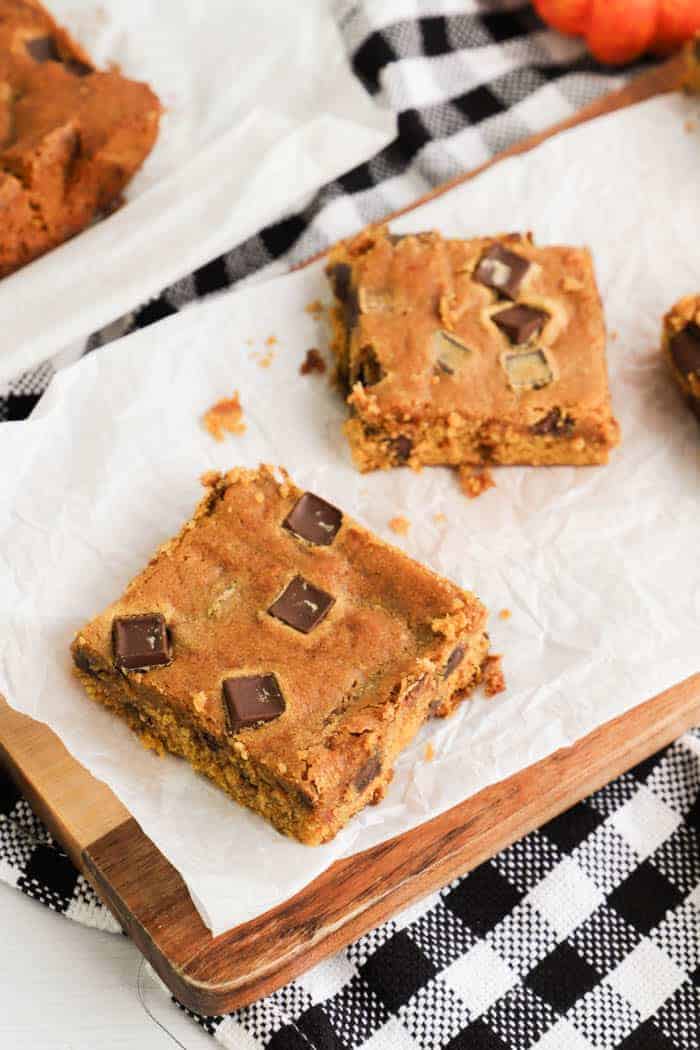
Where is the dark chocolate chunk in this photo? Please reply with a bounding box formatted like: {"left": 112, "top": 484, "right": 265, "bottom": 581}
{"left": 64, "top": 58, "right": 92, "bottom": 77}
{"left": 353, "top": 345, "right": 385, "bottom": 387}
{"left": 328, "top": 262, "right": 359, "bottom": 330}
{"left": 669, "top": 322, "right": 700, "bottom": 377}
{"left": 493, "top": 304, "right": 548, "bottom": 344}
{"left": 268, "top": 576, "right": 334, "bottom": 634}
{"left": 25, "top": 35, "right": 91, "bottom": 75}
{"left": 444, "top": 645, "right": 465, "bottom": 678}
{"left": 355, "top": 751, "right": 382, "bottom": 792}
{"left": 531, "top": 406, "right": 575, "bottom": 436}
{"left": 474, "top": 244, "right": 530, "bottom": 299}
{"left": 25, "top": 36, "right": 62, "bottom": 62}
{"left": 391, "top": 435, "right": 413, "bottom": 463}
{"left": 223, "top": 674, "right": 285, "bottom": 733}
{"left": 283, "top": 492, "right": 343, "bottom": 546}
{"left": 112, "top": 614, "right": 171, "bottom": 671}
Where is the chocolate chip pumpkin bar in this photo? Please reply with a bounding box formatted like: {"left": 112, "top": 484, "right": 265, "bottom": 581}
{"left": 663, "top": 294, "right": 700, "bottom": 421}
{"left": 71, "top": 466, "right": 490, "bottom": 845}
{"left": 0, "top": 0, "right": 161, "bottom": 278}
{"left": 326, "top": 226, "right": 620, "bottom": 472}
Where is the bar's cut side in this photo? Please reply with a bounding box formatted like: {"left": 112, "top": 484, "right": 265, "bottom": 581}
{"left": 71, "top": 466, "right": 490, "bottom": 845}
{"left": 0, "top": 0, "right": 161, "bottom": 277}
{"left": 326, "top": 225, "right": 620, "bottom": 472}
{"left": 662, "top": 293, "right": 700, "bottom": 422}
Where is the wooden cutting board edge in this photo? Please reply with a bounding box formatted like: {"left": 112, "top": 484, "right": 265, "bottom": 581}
{"left": 0, "top": 53, "right": 696, "bottom": 1015}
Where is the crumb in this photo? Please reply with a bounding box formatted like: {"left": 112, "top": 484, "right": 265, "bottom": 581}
{"left": 245, "top": 338, "right": 254, "bottom": 347}
{"left": 424, "top": 742, "right": 435, "bottom": 762}
{"left": 685, "top": 119, "right": 697, "bottom": 133}
{"left": 300, "top": 348, "right": 326, "bottom": 376}
{"left": 305, "top": 299, "right": 325, "bottom": 318}
{"left": 609, "top": 330, "right": 618, "bottom": 342}
{"left": 202, "top": 391, "right": 246, "bottom": 441}
{"left": 389, "top": 515, "right": 411, "bottom": 536}
{"left": 433, "top": 512, "right": 447, "bottom": 524}
{"left": 257, "top": 350, "right": 275, "bottom": 368}
{"left": 458, "top": 465, "right": 495, "bottom": 500}
{"left": 265, "top": 335, "right": 278, "bottom": 348}
{"left": 484, "top": 654, "right": 506, "bottom": 697}
{"left": 498, "top": 609, "right": 511, "bottom": 621}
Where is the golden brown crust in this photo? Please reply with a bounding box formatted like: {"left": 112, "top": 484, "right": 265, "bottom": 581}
{"left": 71, "top": 465, "right": 491, "bottom": 844}
{"left": 326, "top": 225, "right": 620, "bottom": 471}
{"left": 0, "top": 0, "right": 161, "bottom": 277}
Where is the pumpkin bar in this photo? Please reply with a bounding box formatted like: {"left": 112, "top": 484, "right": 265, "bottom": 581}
{"left": 71, "top": 466, "right": 490, "bottom": 845}
{"left": 0, "top": 0, "right": 161, "bottom": 278}
{"left": 662, "top": 294, "right": 700, "bottom": 421}
{"left": 326, "top": 226, "right": 620, "bottom": 472}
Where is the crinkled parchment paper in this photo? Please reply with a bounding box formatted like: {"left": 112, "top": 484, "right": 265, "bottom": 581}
{"left": 0, "top": 94, "right": 698, "bottom": 934}
{"left": 0, "top": 0, "right": 394, "bottom": 384}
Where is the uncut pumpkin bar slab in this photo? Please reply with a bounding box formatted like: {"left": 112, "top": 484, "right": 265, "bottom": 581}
{"left": 326, "top": 225, "right": 620, "bottom": 472}
{"left": 0, "top": 0, "right": 161, "bottom": 278}
{"left": 71, "top": 466, "right": 490, "bottom": 845}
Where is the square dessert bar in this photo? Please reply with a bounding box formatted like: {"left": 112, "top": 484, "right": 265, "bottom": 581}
{"left": 0, "top": 0, "right": 161, "bottom": 278}
{"left": 71, "top": 466, "right": 490, "bottom": 845}
{"left": 326, "top": 226, "right": 620, "bottom": 472}
{"left": 663, "top": 294, "right": 700, "bottom": 421}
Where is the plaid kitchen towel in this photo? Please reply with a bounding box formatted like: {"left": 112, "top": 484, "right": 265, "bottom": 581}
{"left": 2, "top": 2, "right": 698, "bottom": 1048}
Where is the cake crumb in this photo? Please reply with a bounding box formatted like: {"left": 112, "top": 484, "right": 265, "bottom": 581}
{"left": 389, "top": 515, "right": 411, "bottom": 536}
{"left": 300, "top": 348, "right": 326, "bottom": 375}
{"left": 424, "top": 741, "right": 435, "bottom": 762}
{"left": 498, "top": 608, "right": 511, "bottom": 621}
{"left": 458, "top": 465, "right": 495, "bottom": 500}
{"left": 433, "top": 512, "right": 447, "bottom": 524}
{"left": 265, "top": 335, "right": 278, "bottom": 347}
{"left": 609, "top": 330, "right": 618, "bottom": 342}
{"left": 305, "top": 299, "right": 325, "bottom": 318}
{"left": 484, "top": 654, "right": 506, "bottom": 697}
{"left": 203, "top": 391, "right": 246, "bottom": 441}
{"left": 685, "top": 119, "right": 697, "bottom": 134}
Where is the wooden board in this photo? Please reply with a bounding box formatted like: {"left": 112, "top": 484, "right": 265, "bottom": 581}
{"left": 0, "top": 54, "right": 695, "bottom": 1016}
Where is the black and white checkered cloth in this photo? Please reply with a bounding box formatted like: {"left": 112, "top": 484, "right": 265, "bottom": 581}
{"left": 2, "top": 3, "right": 697, "bottom": 1048}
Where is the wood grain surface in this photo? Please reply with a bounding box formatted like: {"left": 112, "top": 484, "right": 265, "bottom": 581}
{"left": 0, "top": 54, "right": 694, "bottom": 1016}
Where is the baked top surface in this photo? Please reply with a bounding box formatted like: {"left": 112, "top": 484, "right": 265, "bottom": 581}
{"left": 74, "top": 467, "right": 486, "bottom": 790}
{"left": 327, "top": 226, "right": 618, "bottom": 438}
{"left": 0, "top": 0, "right": 160, "bottom": 170}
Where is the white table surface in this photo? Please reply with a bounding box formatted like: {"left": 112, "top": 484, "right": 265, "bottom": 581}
{"left": 0, "top": 882, "right": 213, "bottom": 1049}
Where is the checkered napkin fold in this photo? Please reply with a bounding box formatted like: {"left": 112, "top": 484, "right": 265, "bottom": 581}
{"left": 1, "top": 3, "right": 698, "bottom": 1050}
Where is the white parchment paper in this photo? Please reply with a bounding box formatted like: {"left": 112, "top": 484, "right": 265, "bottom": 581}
{"left": 1, "top": 93, "right": 699, "bottom": 935}
{"left": 0, "top": 0, "right": 394, "bottom": 385}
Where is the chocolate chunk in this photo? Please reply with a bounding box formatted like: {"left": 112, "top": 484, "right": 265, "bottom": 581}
{"left": 689, "top": 395, "right": 700, "bottom": 421}
{"left": 25, "top": 36, "right": 62, "bottom": 63}
{"left": 502, "top": 349, "right": 554, "bottom": 391}
{"left": 669, "top": 322, "right": 700, "bottom": 377}
{"left": 531, "top": 406, "right": 575, "bottom": 436}
{"left": 355, "top": 751, "right": 382, "bottom": 792}
{"left": 112, "top": 614, "right": 171, "bottom": 671}
{"left": 25, "top": 35, "right": 91, "bottom": 75}
{"left": 268, "top": 576, "right": 334, "bottom": 634}
{"left": 284, "top": 492, "right": 343, "bottom": 546}
{"left": 474, "top": 245, "right": 530, "bottom": 299}
{"left": 433, "top": 329, "right": 471, "bottom": 375}
{"left": 64, "top": 58, "right": 92, "bottom": 77}
{"left": 493, "top": 304, "right": 548, "bottom": 344}
{"left": 328, "top": 263, "right": 359, "bottom": 330}
{"left": 353, "top": 345, "right": 385, "bottom": 387}
{"left": 444, "top": 645, "right": 465, "bottom": 678}
{"left": 391, "top": 435, "right": 413, "bottom": 463}
{"left": 223, "top": 674, "right": 285, "bottom": 733}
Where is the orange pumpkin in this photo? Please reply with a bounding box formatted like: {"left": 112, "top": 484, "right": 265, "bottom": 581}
{"left": 533, "top": 0, "right": 700, "bottom": 65}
